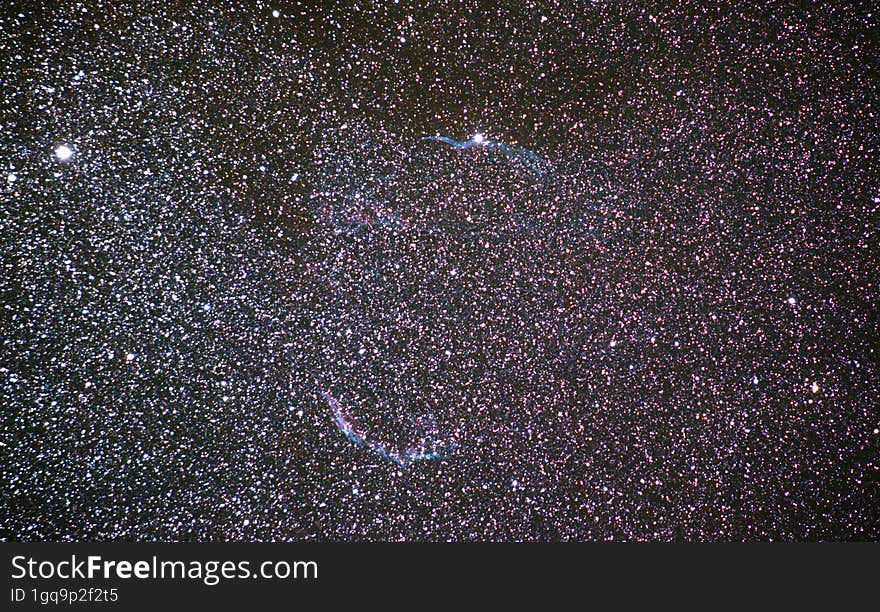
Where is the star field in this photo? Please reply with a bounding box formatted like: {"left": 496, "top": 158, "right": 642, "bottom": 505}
{"left": 1, "top": 1, "right": 878, "bottom": 541}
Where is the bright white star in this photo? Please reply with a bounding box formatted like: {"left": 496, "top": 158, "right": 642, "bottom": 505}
{"left": 55, "top": 145, "right": 73, "bottom": 161}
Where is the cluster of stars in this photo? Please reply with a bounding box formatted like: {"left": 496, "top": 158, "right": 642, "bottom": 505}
{"left": 1, "top": 1, "right": 877, "bottom": 542}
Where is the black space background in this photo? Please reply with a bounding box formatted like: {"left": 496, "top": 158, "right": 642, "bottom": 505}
{"left": 2, "top": 0, "right": 879, "bottom": 541}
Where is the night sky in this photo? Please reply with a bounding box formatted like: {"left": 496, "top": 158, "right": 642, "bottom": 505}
{"left": 2, "top": 1, "right": 878, "bottom": 541}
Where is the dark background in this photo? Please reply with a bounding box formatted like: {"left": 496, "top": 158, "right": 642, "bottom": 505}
{"left": 1, "top": 0, "right": 878, "bottom": 541}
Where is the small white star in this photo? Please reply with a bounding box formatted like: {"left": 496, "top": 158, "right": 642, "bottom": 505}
{"left": 472, "top": 133, "right": 485, "bottom": 143}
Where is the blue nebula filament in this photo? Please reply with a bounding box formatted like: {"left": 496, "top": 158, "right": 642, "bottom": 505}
{"left": 421, "top": 134, "right": 552, "bottom": 176}
{"left": 323, "top": 391, "right": 450, "bottom": 466}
